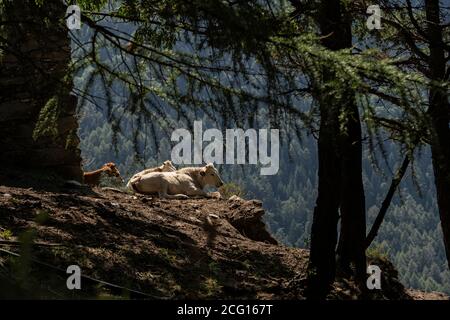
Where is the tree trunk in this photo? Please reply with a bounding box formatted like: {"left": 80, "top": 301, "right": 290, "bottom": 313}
{"left": 425, "top": 0, "right": 450, "bottom": 270}
{"left": 307, "top": 89, "right": 341, "bottom": 298}
{"left": 366, "top": 156, "right": 410, "bottom": 248}
{"left": 307, "top": 0, "right": 366, "bottom": 297}
{"left": 0, "top": 0, "right": 83, "bottom": 182}
{"left": 309, "top": 0, "right": 366, "bottom": 298}
{"left": 323, "top": 4, "right": 366, "bottom": 285}
{"left": 337, "top": 87, "right": 367, "bottom": 286}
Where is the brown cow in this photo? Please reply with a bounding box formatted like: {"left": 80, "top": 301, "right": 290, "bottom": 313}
{"left": 83, "top": 162, "right": 123, "bottom": 186}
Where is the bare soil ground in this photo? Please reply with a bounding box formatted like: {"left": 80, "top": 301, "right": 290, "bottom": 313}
{"left": 0, "top": 182, "right": 447, "bottom": 300}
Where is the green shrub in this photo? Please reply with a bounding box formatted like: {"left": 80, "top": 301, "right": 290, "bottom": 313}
{"left": 0, "top": 229, "right": 13, "bottom": 240}
{"left": 219, "top": 182, "right": 246, "bottom": 199}
{"left": 367, "top": 244, "right": 389, "bottom": 261}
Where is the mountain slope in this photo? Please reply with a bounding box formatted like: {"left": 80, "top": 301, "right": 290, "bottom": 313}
{"left": 0, "top": 180, "right": 446, "bottom": 300}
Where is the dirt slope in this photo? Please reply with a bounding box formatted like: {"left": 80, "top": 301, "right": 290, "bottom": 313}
{"left": 0, "top": 183, "right": 447, "bottom": 300}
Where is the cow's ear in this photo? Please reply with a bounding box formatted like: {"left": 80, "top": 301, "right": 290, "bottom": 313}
{"left": 200, "top": 169, "right": 206, "bottom": 176}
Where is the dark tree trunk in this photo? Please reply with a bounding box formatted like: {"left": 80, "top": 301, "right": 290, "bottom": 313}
{"left": 306, "top": 0, "right": 343, "bottom": 299}
{"left": 307, "top": 88, "right": 341, "bottom": 298}
{"left": 0, "top": 0, "right": 83, "bottom": 182}
{"left": 366, "top": 156, "right": 410, "bottom": 248}
{"left": 337, "top": 88, "right": 367, "bottom": 285}
{"left": 425, "top": 0, "right": 450, "bottom": 270}
{"left": 307, "top": 0, "right": 366, "bottom": 298}
{"left": 330, "top": 5, "right": 366, "bottom": 285}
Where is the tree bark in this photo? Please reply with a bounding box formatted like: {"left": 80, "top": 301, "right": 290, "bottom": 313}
{"left": 425, "top": 0, "right": 450, "bottom": 270}
{"left": 366, "top": 156, "right": 410, "bottom": 248}
{"left": 337, "top": 88, "right": 367, "bottom": 285}
{"left": 0, "top": 0, "right": 83, "bottom": 181}
{"left": 307, "top": 88, "right": 341, "bottom": 298}
{"left": 307, "top": 0, "right": 366, "bottom": 298}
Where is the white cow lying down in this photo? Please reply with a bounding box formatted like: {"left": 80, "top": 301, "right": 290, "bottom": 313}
{"left": 131, "top": 163, "right": 224, "bottom": 199}
{"left": 127, "top": 160, "right": 176, "bottom": 192}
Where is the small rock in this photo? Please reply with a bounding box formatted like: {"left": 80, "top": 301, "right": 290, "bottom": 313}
{"left": 209, "top": 214, "right": 220, "bottom": 219}
{"left": 228, "top": 195, "right": 243, "bottom": 202}
{"left": 205, "top": 216, "right": 214, "bottom": 226}
{"left": 208, "top": 191, "right": 222, "bottom": 199}
{"left": 141, "top": 197, "right": 154, "bottom": 207}
{"left": 252, "top": 208, "right": 265, "bottom": 217}
{"left": 64, "top": 180, "right": 83, "bottom": 188}
{"left": 189, "top": 216, "right": 202, "bottom": 223}
{"left": 248, "top": 199, "right": 262, "bottom": 207}
{"left": 229, "top": 203, "right": 240, "bottom": 210}
{"left": 3, "top": 193, "right": 12, "bottom": 198}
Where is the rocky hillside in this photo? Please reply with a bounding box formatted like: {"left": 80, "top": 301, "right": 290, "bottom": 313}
{"left": 0, "top": 174, "right": 447, "bottom": 299}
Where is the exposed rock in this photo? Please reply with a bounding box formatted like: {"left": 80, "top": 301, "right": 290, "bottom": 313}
{"left": 228, "top": 195, "right": 244, "bottom": 202}
{"left": 223, "top": 199, "right": 278, "bottom": 245}
{"left": 64, "top": 180, "right": 83, "bottom": 188}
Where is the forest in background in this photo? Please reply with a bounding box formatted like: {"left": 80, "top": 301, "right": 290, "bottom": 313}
{"left": 67, "top": 0, "right": 450, "bottom": 294}
{"left": 77, "top": 93, "right": 450, "bottom": 294}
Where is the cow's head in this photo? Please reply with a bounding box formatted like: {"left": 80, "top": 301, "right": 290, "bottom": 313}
{"left": 103, "top": 162, "right": 123, "bottom": 181}
{"left": 199, "top": 163, "right": 224, "bottom": 188}
{"left": 162, "top": 160, "right": 176, "bottom": 172}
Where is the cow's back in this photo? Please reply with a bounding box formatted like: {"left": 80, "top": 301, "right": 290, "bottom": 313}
{"left": 134, "top": 172, "right": 166, "bottom": 193}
